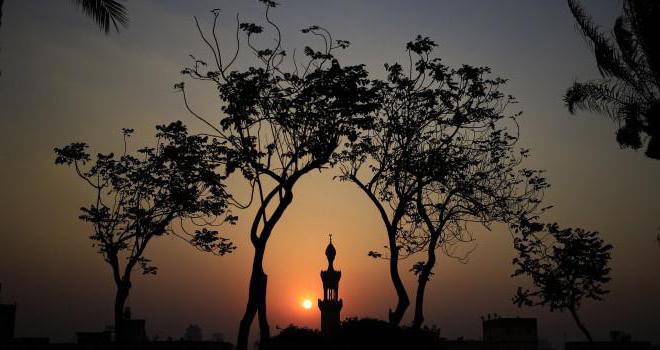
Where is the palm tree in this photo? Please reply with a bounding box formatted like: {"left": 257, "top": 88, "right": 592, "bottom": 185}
{"left": 1, "top": 0, "right": 4, "bottom": 28}
{"left": 1, "top": 0, "right": 127, "bottom": 76}
{"left": 69, "top": 0, "right": 129, "bottom": 34}
{"left": 564, "top": 0, "right": 660, "bottom": 159}
{"left": 0, "top": 0, "right": 128, "bottom": 33}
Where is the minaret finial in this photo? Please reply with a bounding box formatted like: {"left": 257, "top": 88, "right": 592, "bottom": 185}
{"left": 319, "top": 234, "right": 342, "bottom": 340}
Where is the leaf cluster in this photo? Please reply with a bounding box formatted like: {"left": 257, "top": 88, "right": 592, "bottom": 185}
{"left": 512, "top": 221, "right": 613, "bottom": 312}
{"left": 338, "top": 36, "right": 548, "bottom": 264}
{"left": 55, "top": 122, "right": 237, "bottom": 282}
{"left": 179, "top": 2, "right": 377, "bottom": 245}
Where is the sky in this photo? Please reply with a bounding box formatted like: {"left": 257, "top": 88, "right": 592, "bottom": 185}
{"left": 0, "top": 0, "right": 659, "bottom": 346}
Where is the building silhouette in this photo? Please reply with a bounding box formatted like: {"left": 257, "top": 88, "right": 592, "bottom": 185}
{"left": 318, "top": 235, "right": 342, "bottom": 339}
{"left": 116, "top": 307, "right": 147, "bottom": 343}
{"left": 482, "top": 316, "right": 537, "bottom": 350}
{"left": 184, "top": 324, "right": 203, "bottom": 342}
{"left": 440, "top": 315, "right": 538, "bottom": 350}
{"left": 0, "top": 284, "right": 16, "bottom": 343}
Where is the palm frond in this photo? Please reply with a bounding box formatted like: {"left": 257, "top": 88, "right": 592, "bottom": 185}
{"left": 566, "top": 0, "right": 660, "bottom": 159}
{"left": 0, "top": 0, "right": 4, "bottom": 28}
{"left": 567, "top": 0, "right": 632, "bottom": 83}
{"left": 614, "top": 103, "right": 643, "bottom": 149}
{"left": 626, "top": 0, "right": 660, "bottom": 86}
{"left": 71, "top": 0, "right": 128, "bottom": 34}
{"left": 613, "top": 17, "right": 641, "bottom": 79}
{"left": 564, "top": 80, "right": 627, "bottom": 117}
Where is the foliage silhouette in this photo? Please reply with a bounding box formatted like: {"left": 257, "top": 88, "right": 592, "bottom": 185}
{"left": 406, "top": 40, "right": 549, "bottom": 326}
{"left": 512, "top": 221, "right": 613, "bottom": 343}
{"left": 337, "top": 39, "right": 438, "bottom": 325}
{"left": 336, "top": 318, "right": 442, "bottom": 350}
{"left": 54, "top": 122, "right": 236, "bottom": 340}
{"left": 564, "top": 0, "right": 660, "bottom": 159}
{"left": 268, "top": 326, "right": 328, "bottom": 350}
{"left": 344, "top": 35, "right": 548, "bottom": 329}
{"left": 178, "top": 2, "right": 375, "bottom": 348}
{"left": 268, "top": 319, "right": 442, "bottom": 350}
{"left": 409, "top": 60, "right": 548, "bottom": 327}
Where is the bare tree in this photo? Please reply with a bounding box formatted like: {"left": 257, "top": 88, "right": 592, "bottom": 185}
{"left": 178, "top": 2, "right": 375, "bottom": 348}
{"left": 55, "top": 122, "right": 237, "bottom": 340}
{"left": 512, "top": 221, "right": 613, "bottom": 343}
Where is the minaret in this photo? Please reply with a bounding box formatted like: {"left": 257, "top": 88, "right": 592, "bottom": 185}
{"left": 318, "top": 235, "right": 342, "bottom": 339}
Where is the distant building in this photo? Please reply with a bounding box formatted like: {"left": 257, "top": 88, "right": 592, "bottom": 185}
{"left": 440, "top": 316, "right": 539, "bottom": 350}
{"left": 0, "top": 284, "right": 16, "bottom": 342}
{"left": 482, "top": 316, "right": 538, "bottom": 350}
{"left": 76, "top": 331, "right": 112, "bottom": 345}
{"left": 318, "top": 235, "right": 342, "bottom": 339}
{"left": 184, "top": 324, "right": 203, "bottom": 342}
{"left": 116, "top": 307, "right": 147, "bottom": 343}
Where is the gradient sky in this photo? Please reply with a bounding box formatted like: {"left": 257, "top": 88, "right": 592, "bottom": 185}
{"left": 0, "top": 0, "right": 659, "bottom": 347}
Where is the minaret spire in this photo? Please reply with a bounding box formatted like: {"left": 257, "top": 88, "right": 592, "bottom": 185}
{"left": 319, "top": 235, "right": 342, "bottom": 339}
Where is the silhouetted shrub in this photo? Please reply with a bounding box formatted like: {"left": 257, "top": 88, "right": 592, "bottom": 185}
{"left": 268, "top": 318, "right": 443, "bottom": 350}
{"left": 268, "top": 325, "right": 328, "bottom": 350}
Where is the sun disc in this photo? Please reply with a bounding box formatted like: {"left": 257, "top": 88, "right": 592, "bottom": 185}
{"left": 302, "top": 299, "right": 312, "bottom": 309}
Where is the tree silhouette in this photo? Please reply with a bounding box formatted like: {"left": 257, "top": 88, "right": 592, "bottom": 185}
{"left": 512, "top": 221, "right": 613, "bottom": 343}
{"left": 361, "top": 36, "right": 548, "bottom": 329}
{"left": 55, "top": 122, "right": 237, "bottom": 340}
{"left": 337, "top": 48, "right": 436, "bottom": 325}
{"left": 564, "top": 0, "right": 660, "bottom": 159}
{"left": 178, "top": 2, "right": 375, "bottom": 348}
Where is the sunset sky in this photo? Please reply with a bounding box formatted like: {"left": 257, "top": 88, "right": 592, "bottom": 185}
{"left": 0, "top": 0, "right": 658, "bottom": 346}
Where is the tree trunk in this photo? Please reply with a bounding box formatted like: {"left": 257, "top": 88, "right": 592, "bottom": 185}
{"left": 237, "top": 249, "right": 268, "bottom": 350}
{"left": 257, "top": 280, "right": 270, "bottom": 348}
{"left": 387, "top": 231, "right": 409, "bottom": 326}
{"left": 237, "top": 188, "right": 293, "bottom": 350}
{"left": 349, "top": 177, "right": 410, "bottom": 326}
{"left": 569, "top": 307, "right": 593, "bottom": 343}
{"left": 412, "top": 243, "right": 437, "bottom": 329}
{"left": 114, "top": 282, "right": 130, "bottom": 342}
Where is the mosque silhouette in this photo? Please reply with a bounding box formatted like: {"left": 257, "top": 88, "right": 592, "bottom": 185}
{"left": 319, "top": 235, "right": 343, "bottom": 339}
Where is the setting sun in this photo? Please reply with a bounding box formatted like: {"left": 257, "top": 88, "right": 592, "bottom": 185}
{"left": 302, "top": 299, "right": 313, "bottom": 310}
